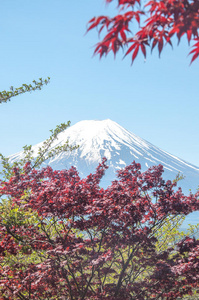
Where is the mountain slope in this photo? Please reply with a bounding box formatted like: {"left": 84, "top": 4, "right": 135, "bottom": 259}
{"left": 6, "top": 119, "right": 199, "bottom": 225}
{"left": 9, "top": 119, "right": 199, "bottom": 190}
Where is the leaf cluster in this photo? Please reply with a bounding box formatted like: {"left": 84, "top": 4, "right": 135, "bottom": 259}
{"left": 0, "top": 78, "right": 50, "bottom": 104}
{"left": 87, "top": 0, "right": 199, "bottom": 64}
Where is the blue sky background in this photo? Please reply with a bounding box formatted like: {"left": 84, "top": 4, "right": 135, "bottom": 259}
{"left": 0, "top": 0, "right": 199, "bottom": 167}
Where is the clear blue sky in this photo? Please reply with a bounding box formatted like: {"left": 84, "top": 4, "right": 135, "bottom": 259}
{"left": 0, "top": 0, "right": 199, "bottom": 167}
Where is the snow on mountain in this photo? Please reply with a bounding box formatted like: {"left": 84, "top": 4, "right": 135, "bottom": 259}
{"left": 8, "top": 119, "right": 199, "bottom": 189}
{"left": 6, "top": 119, "right": 199, "bottom": 225}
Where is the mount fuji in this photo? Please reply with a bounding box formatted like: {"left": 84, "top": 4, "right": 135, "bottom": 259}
{"left": 8, "top": 119, "right": 199, "bottom": 193}
{"left": 5, "top": 119, "right": 199, "bottom": 226}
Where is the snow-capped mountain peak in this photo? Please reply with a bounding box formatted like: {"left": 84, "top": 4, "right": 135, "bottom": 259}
{"left": 5, "top": 119, "right": 199, "bottom": 226}
{"left": 8, "top": 119, "right": 199, "bottom": 193}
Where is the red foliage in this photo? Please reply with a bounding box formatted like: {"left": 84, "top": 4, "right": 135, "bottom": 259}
{"left": 0, "top": 159, "right": 199, "bottom": 299}
{"left": 87, "top": 0, "right": 199, "bottom": 64}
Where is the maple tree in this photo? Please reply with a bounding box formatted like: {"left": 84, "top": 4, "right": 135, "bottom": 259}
{"left": 87, "top": 0, "right": 199, "bottom": 64}
{"left": 0, "top": 158, "right": 199, "bottom": 299}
